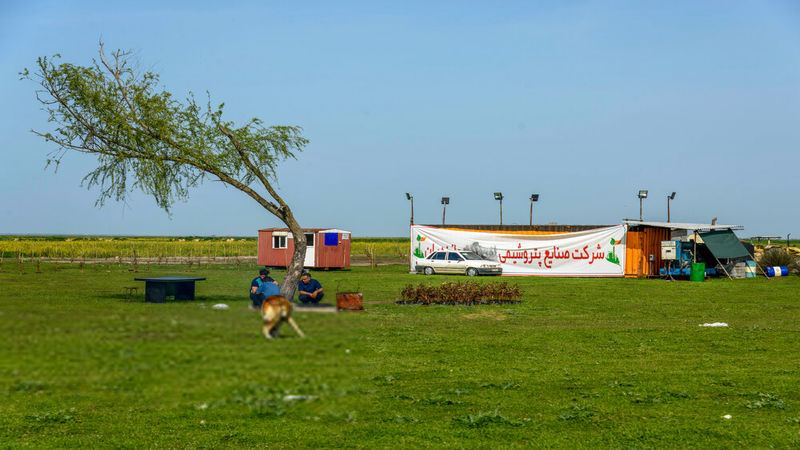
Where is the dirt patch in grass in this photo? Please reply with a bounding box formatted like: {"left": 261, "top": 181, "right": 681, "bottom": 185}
{"left": 461, "top": 310, "right": 507, "bottom": 321}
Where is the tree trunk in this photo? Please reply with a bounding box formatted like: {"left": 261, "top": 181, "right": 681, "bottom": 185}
{"left": 280, "top": 219, "right": 306, "bottom": 300}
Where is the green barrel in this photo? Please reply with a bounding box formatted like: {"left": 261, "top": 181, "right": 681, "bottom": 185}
{"left": 690, "top": 263, "right": 706, "bottom": 282}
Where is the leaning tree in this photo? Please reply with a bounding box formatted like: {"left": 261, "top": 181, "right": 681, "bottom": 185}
{"left": 22, "top": 44, "right": 310, "bottom": 298}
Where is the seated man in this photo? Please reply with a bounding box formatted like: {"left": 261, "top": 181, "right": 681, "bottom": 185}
{"left": 250, "top": 269, "right": 279, "bottom": 308}
{"left": 256, "top": 279, "right": 280, "bottom": 299}
{"left": 297, "top": 272, "right": 324, "bottom": 305}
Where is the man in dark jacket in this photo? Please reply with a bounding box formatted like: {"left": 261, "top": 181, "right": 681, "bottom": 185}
{"left": 297, "top": 272, "right": 324, "bottom": 305}
{"left": 250, "top": 269, "right": 278, "bottom": 309}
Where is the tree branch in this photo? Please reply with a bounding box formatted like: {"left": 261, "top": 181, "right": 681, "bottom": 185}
{"left": 217, "top": 125, "right": 290, "bottom": 213}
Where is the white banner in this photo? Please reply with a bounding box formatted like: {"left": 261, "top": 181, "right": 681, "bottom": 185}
{"left": 411, "top": 225, "right": 627, "bottom": 276}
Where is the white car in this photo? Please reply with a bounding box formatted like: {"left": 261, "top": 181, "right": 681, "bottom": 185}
{"left": 415, "top": 250, "right": 502, "bottom": 276}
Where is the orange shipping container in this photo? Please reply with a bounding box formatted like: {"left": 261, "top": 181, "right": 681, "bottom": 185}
{"left": 624, "top": 226, "right": 670, "bottom": 277}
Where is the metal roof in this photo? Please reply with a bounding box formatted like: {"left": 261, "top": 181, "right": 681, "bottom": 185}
{"left": 623, "top": 220, "right": 744, "bottom": 231}
{"left": 258, "top": 228, "right": 351, "bottom": 233}
{"left": 319, "top": 229, "right": 351, "bottom": 234}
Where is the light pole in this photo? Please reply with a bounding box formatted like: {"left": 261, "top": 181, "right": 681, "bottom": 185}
{"left": 494, "top": 192, "right": 504, "bottom": 225}
{"left": 405, "top": 193, "right": 414, "bottom": 225}
{"left": 638, "top": 190, "right": 648, "bottom": 221}
{"left": 529, "top": 194, "right": 539, "bottom": 226}
{"left": 441, "top": 197, "right": 449, "bottom": 225}
{"left": 667, "top": 192, "right": 676, "bottom": 222}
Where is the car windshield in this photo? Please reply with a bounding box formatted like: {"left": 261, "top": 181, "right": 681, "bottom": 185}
{"left": 460, "top": 251, "right": 485, "bottom": 261}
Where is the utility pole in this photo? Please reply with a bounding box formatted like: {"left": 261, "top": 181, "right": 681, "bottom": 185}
{"left": 494, "top": 192, "right": 504, "bottom": 225}
{"left": 667, "top": 192, "right": 676, "bottom": 222}
{"left": 405, "top": 193, "right": 414, "bottom": 225}
{"left": 638, "top": 190, "right": 648, "bottom": 221}
{"left": 529, "top": 194, "right": 539, "bottom": 226}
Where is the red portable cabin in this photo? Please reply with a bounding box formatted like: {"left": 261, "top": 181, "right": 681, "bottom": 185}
{"left": 257, "top": 228, "right": 351, "bottom": 269}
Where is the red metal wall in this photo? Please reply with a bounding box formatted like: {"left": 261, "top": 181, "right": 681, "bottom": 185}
{"left": 257, "top": 229, "right": 350, "bottom": 268}
{"left": 317, "top": 232, "right": 351, "bottom": 268}
{"left": 257, "top": 230, "right": 295, "bottom": 267}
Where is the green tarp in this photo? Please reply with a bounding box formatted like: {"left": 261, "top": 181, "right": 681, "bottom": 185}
{"left": 698, "top": 230, "right": 750, "bottom": 259}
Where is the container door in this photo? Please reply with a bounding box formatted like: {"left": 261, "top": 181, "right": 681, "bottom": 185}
{"left": 625, "top": 231, "right": 643, "bottom": 277}
{"left": 303, "top": 233, "right": 315, "bottom": 267}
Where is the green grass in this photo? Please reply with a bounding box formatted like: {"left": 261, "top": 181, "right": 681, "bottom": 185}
{"left": 0, "top": 235, "right": 410, "bottom": 259}
{"left": 1, "top": 263, "right": 799, "bottom": 447}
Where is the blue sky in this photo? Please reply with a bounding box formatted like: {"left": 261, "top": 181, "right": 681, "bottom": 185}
{"left": 1, "top": 1, "right": 799, "bottom": 237}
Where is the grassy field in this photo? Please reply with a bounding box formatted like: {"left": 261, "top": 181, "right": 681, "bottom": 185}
{"left": 1, "top": 263, "right": 799, "bottom": 447}
{"left": 0, "top": 236, "right": 408, "bottom": 259}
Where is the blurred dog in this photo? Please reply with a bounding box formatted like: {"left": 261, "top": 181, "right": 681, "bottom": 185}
{"left": 261, "top": 295, "right": 305, "bottom": 339}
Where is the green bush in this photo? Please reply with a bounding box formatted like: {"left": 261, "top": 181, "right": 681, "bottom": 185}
{"left": 398, "top": 281, "right": 522, "bottom": 305}
{"left": 757, "top": 248, "right": 799, "bottom": 274}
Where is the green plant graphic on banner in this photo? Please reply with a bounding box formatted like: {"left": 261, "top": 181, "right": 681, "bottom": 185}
{"left": 606, "top": 238, "right": 621, "bottom": 265}
{"left": 413, "top": 234, "right": 425, "bottom": 258}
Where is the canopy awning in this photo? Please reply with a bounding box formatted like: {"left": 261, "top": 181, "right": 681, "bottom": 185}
{"left": 698, "top": 229, "right": 751, "bottom": 259}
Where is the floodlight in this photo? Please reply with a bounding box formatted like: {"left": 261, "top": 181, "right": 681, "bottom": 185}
{"left": 667, "top": 191, "right": 677, "bottom": 222}
{"left": 406, "top": 193, "right": 414, "bottom": 225}
{"left": 441, "top": 197, "right": 450, "bottom": 224}
{"left": 638, "top": 189, "right": 648, "bottom": 220}
{"left": 494, "top": 192, "right": 504, "bottom": 225}
{"left": 529, "top": 194, "right": 540, "bottom": 226}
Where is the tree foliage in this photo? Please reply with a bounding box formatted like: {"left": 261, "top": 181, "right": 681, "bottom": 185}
{"left": 22, "top": 43, "right": 310, "bottom": 297}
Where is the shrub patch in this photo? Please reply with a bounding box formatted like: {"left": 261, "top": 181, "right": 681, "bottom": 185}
{"left": 397, "top": 281, "right": 522, "bottom": 305}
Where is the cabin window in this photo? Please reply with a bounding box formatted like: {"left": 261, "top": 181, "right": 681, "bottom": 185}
{"left": 272, "top": 235, "right": 287, "bottom": 249}
{"left": 305, "top": 233, "right": 315, "bottom": 247}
